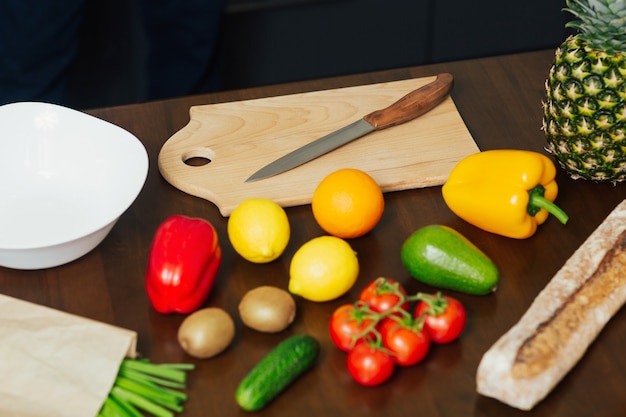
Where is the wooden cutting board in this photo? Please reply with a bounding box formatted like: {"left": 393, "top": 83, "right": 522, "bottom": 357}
{"left": 158, "top": 76, "right": 479, "bottom": 216}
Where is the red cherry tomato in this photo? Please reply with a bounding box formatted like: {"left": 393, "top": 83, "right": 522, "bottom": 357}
{"left": 358, "top": 277, "right": 409, "bottom": 314}
{"left": 379, "top": 318, "right": 430, "bottom": 366}
{"left": 347, "top": 342, "right": 395, "bottom": 386}
{"left": 414, "top": 294, "right": 467, "bottom": 344}
{"left": 329, "top": 304, "right": 376, "bottom": 352}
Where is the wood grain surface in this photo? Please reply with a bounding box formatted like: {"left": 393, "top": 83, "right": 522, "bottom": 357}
{"left": 158, "top": 76, "right": 478, "bottom": 216}
{"left": 4, "top": 50, "right": 626, "bottom": 417}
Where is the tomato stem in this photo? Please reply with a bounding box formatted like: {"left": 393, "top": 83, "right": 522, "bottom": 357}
{"left": 348, "top": 279, "right": 459, "bottom": 348}
{"left": 349, "top": 284, "right": 436, "bottom": 347}
{"left": 409, "top": 291, "right": 449, "bottom": 316}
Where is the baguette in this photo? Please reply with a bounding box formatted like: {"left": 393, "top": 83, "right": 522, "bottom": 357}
{"left": 476, "top": 199, "right": 626, "bottom": 410}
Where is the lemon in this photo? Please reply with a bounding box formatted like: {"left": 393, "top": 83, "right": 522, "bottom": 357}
{"left": 288, "top": 236, "right": 359, "bottom": 302}
{"left": 228, "top": 198, "right": 290, "bottom": 263}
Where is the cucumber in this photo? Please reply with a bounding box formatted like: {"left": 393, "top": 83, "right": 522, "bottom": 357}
{"left": 235, "top": 334, "right": 319, "bottom": 411}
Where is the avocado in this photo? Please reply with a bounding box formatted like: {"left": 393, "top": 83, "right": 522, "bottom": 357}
{"left": 401, "top": 225, "right": 499, "bottom": 295}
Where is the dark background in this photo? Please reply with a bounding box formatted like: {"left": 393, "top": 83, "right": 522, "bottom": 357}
{"left": 67, "top": 0, "right": 572, "bottom": 109}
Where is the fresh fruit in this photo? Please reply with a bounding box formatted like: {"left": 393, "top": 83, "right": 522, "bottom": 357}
{"left": 227, "top": 198, "right": 290, "bottom": 263}
{"left": 177, "top": 307, "right": 235, "bottom": 359}
{"left": 235, "top": 334, "right": 319, "bottom": 411}
{"left": 346, "top": 341, "right": 395, "bottom": 387}
{"left": 543, "top": 0, "right": 626, "bottom": 182}
{"left": 238, "top": 286, "right": 296, "bottom": 333}
{"left": 379, "top": 317, "right": 430, "bottom": 366}
{"left": 329, "top": 303, "right": 377, "bottom": 352}
{"left": 414, "top": 292, "right": 467, "bottom": 344}
{"left": 311, "top": 168, "right": 384, "bottom": 238}
{"left": 327, "top": 277, "right": 469, "bottom": 386}
{"left": 288, "top": 236, "right": 359, "bottom": 302}
{"left": 358, "top": 277, "right": 409, "bottom": 314}
{"left": 401, "top": 225, "right": 499, "bottom": 295}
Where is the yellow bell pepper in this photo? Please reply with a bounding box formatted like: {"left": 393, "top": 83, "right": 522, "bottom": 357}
{"left": 441, "top": 149, "right": 569, "bottom": 239}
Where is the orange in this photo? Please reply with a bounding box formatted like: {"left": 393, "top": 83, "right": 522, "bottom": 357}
{"left": 311, "top": 168, "right": 384, "bottom": 238}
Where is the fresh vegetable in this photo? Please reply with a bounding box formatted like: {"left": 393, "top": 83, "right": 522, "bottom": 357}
{"left": 329, "top": 277, "right": 468, "bottom": 386}
{"left": 401, "top": 225, "right": 499, "bottom": 295}
{"left": 379, "top": 317, "right": 430, "bottom": 366}
{"left": 146, "top": 215, "right": 222, "bottom": 314}
{"left": 177, "top": 307, "right": 235, "bottom": 359}
{"left": 346, "top": 341, "right": 395, "bottom": 387}
{"left": 98, "top": 358, "right": 194, "bottom": 417}
{"left": 414, "top": 292, "right": 467, "bottom": 344}
{"left": 238, "top": 286, "right": 296, "bottom": 333}
{"left": 358, "top": 277, "right": 409, "bottom": 314}
{"left": 442, "top": 149, "right": 569, "bottom": 239}
{"left": 329, "top": 303, "right": 377, "bottom": 352}
{"left": 235, "top": 334, "right": 319, "bottom": 411}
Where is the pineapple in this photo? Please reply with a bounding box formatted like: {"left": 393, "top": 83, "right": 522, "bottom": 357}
{"left": 543, "top": 0, "right": 626, "bottom": 182}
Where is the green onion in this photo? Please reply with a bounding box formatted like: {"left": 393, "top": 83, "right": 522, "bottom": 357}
{"left": 98, "top": 359, "right": 195, "bottom": 417}
{"left": 121, "top": 367, "right": 186, "bottom": 390}
{"left": 103, "top": 394, "right": 143, "bottom": 417}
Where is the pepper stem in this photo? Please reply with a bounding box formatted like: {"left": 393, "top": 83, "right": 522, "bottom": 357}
{"left": 527, "top": 185, "right": 569, "bottom": 224}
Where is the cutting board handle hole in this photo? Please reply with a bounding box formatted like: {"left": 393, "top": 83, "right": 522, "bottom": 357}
{"left": 182, "top": 147, "right": 215, "bottom": 167}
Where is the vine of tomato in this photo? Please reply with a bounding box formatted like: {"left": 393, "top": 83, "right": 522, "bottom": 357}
{"left": 329, "top": 278, "right": 468, "bottom": 388}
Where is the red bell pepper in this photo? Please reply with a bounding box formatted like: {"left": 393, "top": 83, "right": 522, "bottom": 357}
{"left": 146, "top": 215, "right": 222, "bottom": 314}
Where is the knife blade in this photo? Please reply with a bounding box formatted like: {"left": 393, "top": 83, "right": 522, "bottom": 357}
{"left": 245, "top": 73, "right": 454, "bottom": 183}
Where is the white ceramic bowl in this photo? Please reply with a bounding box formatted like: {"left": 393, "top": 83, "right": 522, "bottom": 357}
{"left": 0, "top": 102, "right": 149, "bottom": 270}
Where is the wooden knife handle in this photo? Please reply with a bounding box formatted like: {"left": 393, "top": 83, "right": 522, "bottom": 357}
{"left": 363, "top": 73, "right": 454, "bottom": 130}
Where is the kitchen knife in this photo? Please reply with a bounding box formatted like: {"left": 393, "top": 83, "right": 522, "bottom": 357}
{"left": 245, "top": 73, "right": 454, "bottom": 183}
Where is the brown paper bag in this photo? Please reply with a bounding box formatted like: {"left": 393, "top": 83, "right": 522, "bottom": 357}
{"left": 0, "top": 294, "right": 137, "bottom": 417}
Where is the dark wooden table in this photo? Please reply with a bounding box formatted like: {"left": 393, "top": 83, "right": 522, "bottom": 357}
{"left": 3, "top": 49, "right": 626, "bottom": 417}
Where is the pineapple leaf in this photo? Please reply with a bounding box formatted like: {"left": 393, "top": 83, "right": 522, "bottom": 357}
{"left": 564, "top": 0, "right": 626, "bottom": 53}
